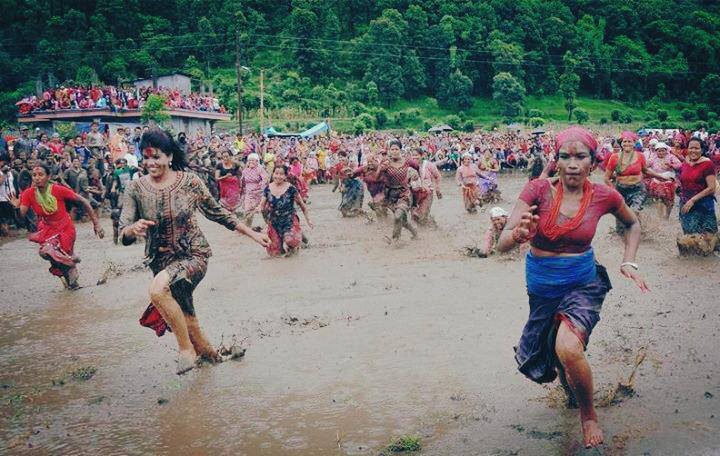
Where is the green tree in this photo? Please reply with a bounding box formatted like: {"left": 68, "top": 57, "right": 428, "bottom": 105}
{"left": 142, "top": 94, "right": 170, "bottom": 125}
{"left": 559, "top": 52, "right": 580, "bottom": 121}
{"left": 492, "top": 72, "right": 526, "bottom": 120}
{"left": 360, "top": 9, "right": 407, "bottom": 103}
{"left": 574, "top": 108, "right": 589, "bottom": 124}
{"left": 437, "top": 69, "right": 473, "bottom": 110}
{"left": 657, "top": 109, "right": 669, "bottom": 121}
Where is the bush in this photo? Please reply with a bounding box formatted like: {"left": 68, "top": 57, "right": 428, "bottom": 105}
{"left": 600, "top": 117, "right": 609, "bottom": 125}
{"left": 696, "top": 104, "right": 709, "bottom": 121}
{"left": 656, "top": 109, "right": 669, "bottom": 122}
{"left": 352, "top": 121, "right": 365, "bottom": 135}
{"left": 462, "top": 120, "right": 475, "bottom": 132}
{"left": 371, "top": 107, "right": 388, "bottom": 128}
{"left": 445, "top": 115, "right": 462, "bottom": 130}
{"left": 357, "top": 112, "right": 375, "bottom": 129}
{"left": 458, "top": 111, "right": 467, "bottom": 121}
{"left": 528, "top": 117, "right": 545, "bottom": 127}
{"left": 422, "top": 120, "right": 432, "bottom": 131}
{"left": 681, "top": 108, "right": 695, "bottom": 121}
{"left": 620, "top": 112, "right": 633, "bottom": 123}
{"left": 611, "top": 110, "right": 621, "bottom": 122}
{"left": 574, "top": 108, "right": 589, "bottom": 124}
{"left": 708, "top": 111, "right": 718, "bottom": 121}
{"left": 527, "top": 109, "right": 544, "bottom": 118}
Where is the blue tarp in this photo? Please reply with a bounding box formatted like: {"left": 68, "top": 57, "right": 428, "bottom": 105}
{"left": 264, "top": 121, "right": 330, "bottom": 138}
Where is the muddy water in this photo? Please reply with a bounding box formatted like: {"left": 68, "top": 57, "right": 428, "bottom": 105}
{"left": 1, "top": 174, "right": 718, "bottom": 455}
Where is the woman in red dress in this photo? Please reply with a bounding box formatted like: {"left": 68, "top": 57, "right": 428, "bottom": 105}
{"left": 498, "top": 127, "right": 648, "bottom": 449}
{"left": 10, "top": 163, "right": 104, "bottom": 289}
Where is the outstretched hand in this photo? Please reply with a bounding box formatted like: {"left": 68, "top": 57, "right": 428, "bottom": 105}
{"left": 251, "top": 231, "right": 271, "bottom": 248}
{"left": 93, "top": 222, "right": 105, "bottom": 239}
{"left": 621, "top": 266, "right": 650, "bottom": 293}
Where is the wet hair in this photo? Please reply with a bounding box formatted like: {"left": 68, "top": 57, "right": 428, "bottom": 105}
{"left": 139, "top": 128, "right": 187, "bottom": 170}
{"left": 388, "top": 139, "right": 402, "bottom": 149}
{"left": 32, "top": 162, "right": 52, "bottom": 176}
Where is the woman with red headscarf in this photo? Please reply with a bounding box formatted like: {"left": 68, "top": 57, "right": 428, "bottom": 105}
{"left": 497, "top": 126, "right": 648, "bottom": 449}
{"left": 604, "top": 131, "right": 672, "bottom": 234}
{"left": 9, "top": 162, "right": 104, "bottom": 289}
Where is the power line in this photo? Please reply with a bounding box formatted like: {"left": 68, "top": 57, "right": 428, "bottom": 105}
{"left": 1, "top": 28, "right": 717, "bottom": 69}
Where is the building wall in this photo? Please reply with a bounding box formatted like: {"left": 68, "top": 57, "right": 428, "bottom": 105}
{"left": 133, "top": 74, "right": 192, "bottom": 95}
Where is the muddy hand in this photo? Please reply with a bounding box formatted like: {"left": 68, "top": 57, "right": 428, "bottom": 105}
{"left": 94, "top": 222, "right": 105, "bottom": 239}
{"left": 253, "top": 232, "right": 271, "bottom": 247}
{"left": 132, "top": 219, "right": 156, "bottom": 237}
{"left": 621, "top": 267, "right": 649, "bottom": 293}
{"left": 517, "top": 205, "right": 540, "bottom": 237}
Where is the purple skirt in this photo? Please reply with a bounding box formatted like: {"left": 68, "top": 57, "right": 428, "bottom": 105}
{"left": 514, "top": 265, "right": 612, "bottom": 383}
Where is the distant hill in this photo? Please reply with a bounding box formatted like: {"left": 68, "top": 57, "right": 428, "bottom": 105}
{"left": 1, "top": 0, "right": 719, "bottom": 128}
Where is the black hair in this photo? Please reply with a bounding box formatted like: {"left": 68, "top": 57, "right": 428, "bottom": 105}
{"left": 388, "top": 139, "right": 402, "bottom": 149}
{"left": 139, "top": 128, "right": 187, "bottom": 170}
{"left": 687, "top": 137, "right": 707, "bottom": 155}
{"left": 270, "top": 164, "right": 289, "bottom": 182}
{"left": 33, "top": 162, "right": 52, "bottom": 176}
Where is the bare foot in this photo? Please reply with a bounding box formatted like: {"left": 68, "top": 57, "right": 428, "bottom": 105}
{"left": 582, "top": 419, "right": 604, "bottom": 448}
{"left": 176, "top": 350, "right": 197, "bottom": 375}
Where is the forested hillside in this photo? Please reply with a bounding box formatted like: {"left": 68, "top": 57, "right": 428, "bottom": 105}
{"left": 2, "top": 0, "right": 720, "bottom": 127}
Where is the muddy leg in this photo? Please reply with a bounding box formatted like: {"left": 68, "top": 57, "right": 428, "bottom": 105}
{"left": 392, "top": 209, "right": 404, "bottom": 240}
{"left": 149, "top": 271, "right": 196, "bottom": 374}
{"left": 401, "top": 208, "right": 418, "bottom": 239}
{"left": 556, "top": 364, "right": 578, "bottom": 409}
{"left": 64, "top": 266, "right": 80, "bottom": 290}
{"left": 555, "top": 321, "right": 603, "bottom": 448}
{"left": 185, "top": 315, "right": 220, "bottom": 363}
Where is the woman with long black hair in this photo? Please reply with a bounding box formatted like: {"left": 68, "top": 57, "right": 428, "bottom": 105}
{"left": 119, "top": 128, "right": 269, "bottom": 374}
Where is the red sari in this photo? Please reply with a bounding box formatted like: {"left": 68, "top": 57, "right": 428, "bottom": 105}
{"left": 20, "top": 184, "right": 79, "bottom": 277}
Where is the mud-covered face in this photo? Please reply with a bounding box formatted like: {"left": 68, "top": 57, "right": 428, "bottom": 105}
{"left": 557, "top": 140, "right": 592, "bottom": 188}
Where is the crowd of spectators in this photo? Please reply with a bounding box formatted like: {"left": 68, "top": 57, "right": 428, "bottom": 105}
{"left": 16, "top": 85, "right": 225, "bottom": 115}
{"left": 0, "top": 123, "right": 718, "bottom": 238}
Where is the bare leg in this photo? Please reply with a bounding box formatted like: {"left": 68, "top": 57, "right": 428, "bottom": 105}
{"left": 185, "top": 315, "right": 220, "bottom": 363}
{"left": 149, "top": 271, "right": 196, "bottom": 374}
{"left": 555, "top": 321, "right": 603, "bottom": 448}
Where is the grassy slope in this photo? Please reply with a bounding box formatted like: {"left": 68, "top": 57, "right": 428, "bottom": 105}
{"left": 224, "top": 95, "right": 692, "bottom": 133}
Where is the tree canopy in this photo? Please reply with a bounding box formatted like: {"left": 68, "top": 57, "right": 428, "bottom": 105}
{"left": 1, "top": 0, "right": 719, "bottom": 123}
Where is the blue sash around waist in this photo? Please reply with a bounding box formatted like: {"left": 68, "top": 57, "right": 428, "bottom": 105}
{"left": 525, "top": 248, "right": 597, "bottom": 298}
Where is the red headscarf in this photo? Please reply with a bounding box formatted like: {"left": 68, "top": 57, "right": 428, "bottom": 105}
{"left": 555, "top": 126, "right": 598, "bottom": 154}
{"left": 619, "top": 130, "right": 639, "bottom": 142}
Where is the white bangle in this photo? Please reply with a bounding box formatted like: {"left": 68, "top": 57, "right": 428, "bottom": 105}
{"left": 620, "top": 262, "right": 639, "bottom": 270}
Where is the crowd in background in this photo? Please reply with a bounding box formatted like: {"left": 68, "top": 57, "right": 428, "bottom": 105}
{"left": 1, "top": 123, "right": 718, "bottom": 242}
{"left": 15, "top": 85, "right": 225, "bottom": 115}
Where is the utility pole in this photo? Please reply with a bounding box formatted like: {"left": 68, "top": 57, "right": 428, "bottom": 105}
{"left": 259, "top": 68, "right": 265, "bottom": 134}
{"left": 235, "top": 26, "right": 243, "bottom": 135}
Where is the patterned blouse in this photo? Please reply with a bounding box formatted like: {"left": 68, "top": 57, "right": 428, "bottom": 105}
{"left": 119, "top": 172, "right": 240, "bottom": 265}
